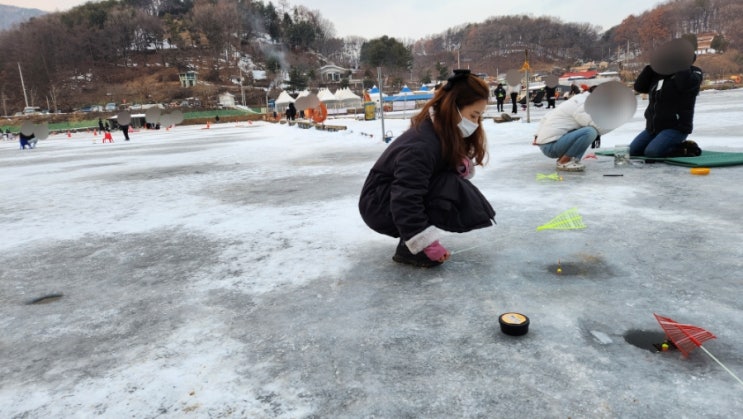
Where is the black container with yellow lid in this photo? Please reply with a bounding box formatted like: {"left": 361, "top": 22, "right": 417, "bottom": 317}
{"left": 499, "top": 312, "right": 530, "bottom": 336}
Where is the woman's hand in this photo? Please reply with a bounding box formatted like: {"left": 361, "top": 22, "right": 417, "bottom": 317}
{"left": 457, "top": 157, "right": 475, "bottom": 179}
{"left": 423, "top": 240, "right": 450, "bottom": 262}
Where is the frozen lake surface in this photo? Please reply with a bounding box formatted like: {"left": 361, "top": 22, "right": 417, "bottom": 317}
{"left": 1, "top": 88, "right": 743, "bottom": 418}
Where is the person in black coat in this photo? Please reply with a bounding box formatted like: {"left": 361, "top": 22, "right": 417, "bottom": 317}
{"left": 630, "top": 56, "right": 703, "bottom": 157}
{"left": 545, "top": 85, "right": 557, "bottom": 108}
{"left": 509, "top": 86, "right": 519, "bottom": 114}
{"left": 285, "top": 103, "right": 297, "bottom": 121}
{"left": 494, "top": 83, "right": 506, "bottom": 112}
{"left": 121, "top": 124, "right": 130, "bottom": 141}
{"left": 358, "top": 69, "right": 495, "bottom": 268}
{"left": 19, "top": 132, "right": 35, "bottom": 149}
{"left": 569, "top": 83, "right": 581, "bottom": 97}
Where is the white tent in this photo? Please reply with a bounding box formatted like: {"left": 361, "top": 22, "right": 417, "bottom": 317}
{"left": 296, "top": 89, "right": 310, "bottom": 99}
{"left": 335, "top": 88, "right": 362, "bottom": 109}
{"left": 316, "top": 88, "right": 340, "bottom": 104}
{"left": 275, "top": 91, "right": 295, "bottom": 113}
{"left": 317, "top": 88, "right": 344, "bottom": 115}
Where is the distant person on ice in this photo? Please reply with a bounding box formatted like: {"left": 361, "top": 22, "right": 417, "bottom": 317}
{"left": 286, "top": 103, "right": 297, "bottom": 121}
{"left": 509, "top": 84, "right": 519, "bottom": 114}
{"left": 494, "top": 83, "right": 506, "bottom": 112}
{"left": 19, "top": 132, "right": 36, "bottom": 149}
{"left": 359, "top": 69, "right": 495, "bottom": 268}
{"left": 545, "top": 84, "right": 557, "bottom": 109}
{"left": 120, "top": 123, "right": 130, "bottom": 141}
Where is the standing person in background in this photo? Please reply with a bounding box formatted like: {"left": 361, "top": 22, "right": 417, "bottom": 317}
{"left": 120, "top": 123, "right": 130, "bottom": 141}
{"left": 494, "top": 83, "right": 506, "bottom": 112}
{"left": 545, "top": 84, "right": 557, "bottom": 109}
{"left": 509, "top": 84, "right": 519, "bottom": 114}
{"left": 19, "top": 132, "right": 36, "bottom": 149}
{"left": 286, "top": 103, "right": 297, "bottom": 121}
{"left": 359, "top": 69, "right": 496, "bottom": 268}
{"left": 630, "top": 54, "right": 703, "bottom": 158}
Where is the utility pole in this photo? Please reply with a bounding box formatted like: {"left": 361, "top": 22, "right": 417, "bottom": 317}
{"left": 377, "top": 67, "right": 385, "bottom": 141}
{"left": 18, "top": 62, "right": 28, "bottom": 108}
{"left": 523, "top": 49, "right": 531, "bottom": 123}
{"left": 1, "top": 86, "right": 7, "bottom": 116}
{"left": 240, "top": 70, "right": 246, "bottom": 106}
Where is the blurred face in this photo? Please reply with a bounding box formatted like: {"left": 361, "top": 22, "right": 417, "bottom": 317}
{"left": 459, "top": 99, "right": 487, "bottom": 124}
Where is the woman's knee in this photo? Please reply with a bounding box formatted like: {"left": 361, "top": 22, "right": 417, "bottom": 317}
{"left": 582, "top": 126, "right": 599, "bottom": 141}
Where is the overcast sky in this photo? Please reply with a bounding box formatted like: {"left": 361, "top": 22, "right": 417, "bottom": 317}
{"left": 5, "top": 0, "right": 668, "bottom": 39}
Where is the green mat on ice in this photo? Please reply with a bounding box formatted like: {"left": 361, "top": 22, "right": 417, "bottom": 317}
{"left": 594, "top": 149, "right": 743, "bottom": 167}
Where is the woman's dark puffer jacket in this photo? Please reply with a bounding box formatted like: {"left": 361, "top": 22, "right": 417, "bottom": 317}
{"left": 634, "top": 64, "right": 703, "bottom": 135}
{"left": 358, "top": 118, "right": 495, "bottom": 250}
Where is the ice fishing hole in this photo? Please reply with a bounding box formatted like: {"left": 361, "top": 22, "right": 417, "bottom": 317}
{"left": 624, "top": 329, "right": 669, "bottom": 352}
{"left": 546, "top": 254, "right": 614, "bottom": 277}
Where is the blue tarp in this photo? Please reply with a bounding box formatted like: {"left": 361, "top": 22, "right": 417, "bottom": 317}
{"left": 382, "top": 93, "right": 433, "bottom": 102}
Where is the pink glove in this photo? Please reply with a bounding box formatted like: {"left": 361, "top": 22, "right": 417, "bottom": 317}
{"left": 423, "top": 240, "right": 450, "bottom": 262}
{"left": 457, "top": 157, "right": 475, "bottom": 179}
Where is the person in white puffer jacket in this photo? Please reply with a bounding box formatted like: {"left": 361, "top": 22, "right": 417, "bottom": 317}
{"left": 532, "top": 87, "right": 610, "bottom": 172}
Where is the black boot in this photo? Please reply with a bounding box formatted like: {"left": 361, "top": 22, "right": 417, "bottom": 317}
{"left": 392, "top": 239, "right": 442, "bottom": 268}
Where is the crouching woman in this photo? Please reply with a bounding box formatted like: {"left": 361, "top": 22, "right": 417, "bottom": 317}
{"left": 358, "top": 70, "right": 496, "bottom": 268}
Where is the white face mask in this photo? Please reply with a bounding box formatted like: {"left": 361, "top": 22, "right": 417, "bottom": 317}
{"left": 457, "top": 109, "right": 479, "bottom": 137}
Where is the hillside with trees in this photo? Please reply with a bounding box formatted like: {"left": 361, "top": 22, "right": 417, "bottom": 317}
{"left": 0, "top": 4, "right": 45, "bottom": 31}
{"left": 0, "top": 0, "right": 740, "bottom": 116}
{"left": 411, "top": 0, "right": 742, "bottom": 82}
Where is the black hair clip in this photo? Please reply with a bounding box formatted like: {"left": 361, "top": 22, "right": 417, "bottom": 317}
{"left": 443, "top": 69, "right": 471, "bottom": 91}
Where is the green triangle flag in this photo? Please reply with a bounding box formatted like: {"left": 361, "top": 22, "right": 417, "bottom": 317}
{"left": 537, "top": 207, "right": 586, "bottom": 231}
{"left": 536, "top": 172, "right": 563, "bottom": 181}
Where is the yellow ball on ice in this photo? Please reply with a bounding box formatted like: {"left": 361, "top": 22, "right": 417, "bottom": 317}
{"left": 661, "top": 343, "right": 669, "bottom": 351}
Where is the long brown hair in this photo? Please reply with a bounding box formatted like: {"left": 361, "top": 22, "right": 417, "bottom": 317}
{"left": 411, "top": 71, "right": 490, "bottom": 169}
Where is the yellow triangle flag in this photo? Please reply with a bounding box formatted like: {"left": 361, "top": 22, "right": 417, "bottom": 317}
{"left": 537, "top": 208, "right": 586, "bottom": 231}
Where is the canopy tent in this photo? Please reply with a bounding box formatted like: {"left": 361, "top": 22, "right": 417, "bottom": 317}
{"left": 317, "top": 88, "right": 344, "bottom": 115}
{"left": 334, "top": 88, "right": 362, "bottom": 109}
{"left": 295, "top": 89, "right": 310, "bottom": 100}
{"left": 274, "top": 90, "right": 295, "bottom": 113}
{"left": 384, "top": 84, "right": 432, "bottom": 102}
{"left": 366, "top": 86, "right": 387, "bottom": 105}
{"left": 316, "top": 88, "right": 340, "bottom": 104}
{"left": 382, "top": 93, "right": 434, "bottom": 102}
{"left": 378, "top": 85, "right": 432, "bottom": 114}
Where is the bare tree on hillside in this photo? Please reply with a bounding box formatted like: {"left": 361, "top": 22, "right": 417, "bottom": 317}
{"left": 190, "top": 0, "right": 239, "bottom": 73}
{"left": 342, "top": 36, "right": 365, "bottom": 70}
{"left": 637, "top": 7, "right": 675, "bottom": 51}
{"left": 716, "top": 0, "right": 743, "bottom": 49}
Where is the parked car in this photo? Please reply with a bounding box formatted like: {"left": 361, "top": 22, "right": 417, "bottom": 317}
{"left": 79, "top": 105, "right": 103, "bottom": 112}
{"left": 23, "top": 106, "right": 42, "bottom": 115}
{"left": 105, "top": 102, "right": 117, "bottom": 111}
